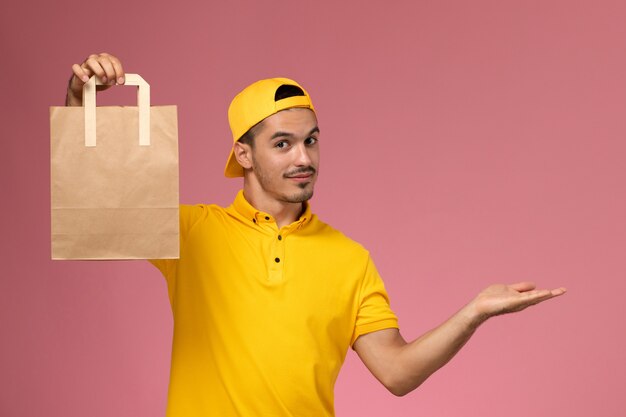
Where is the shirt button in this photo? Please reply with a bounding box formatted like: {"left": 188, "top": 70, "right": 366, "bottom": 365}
{"left": 252, "top": 218, "right": 256, "bottom": 223}
{"left": 274, "top": 257, "right": 280, "bottom": 263}
{"left": 265, "top": 216, "right": 270, "bottom": 220}
{"left": 278, "top": 235, "right": 282, "bottom": 241}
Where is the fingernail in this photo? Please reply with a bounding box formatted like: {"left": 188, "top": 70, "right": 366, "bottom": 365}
{"left": 82, "top": 76, "right": 89, "bottom": 82}
{"left": 118, "top": 77, "right": 125, "bottom": 84}
{"left": 102, "top": 76, "right": 107, "bottom": 83}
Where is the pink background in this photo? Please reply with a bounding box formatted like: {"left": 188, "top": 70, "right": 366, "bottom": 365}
{"left": 2, "top": 1, "right": 624, "bottom": 416}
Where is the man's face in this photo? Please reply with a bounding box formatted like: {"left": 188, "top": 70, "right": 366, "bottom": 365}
{"left": 244, "top": 108, "right": 320, "bottom": 204}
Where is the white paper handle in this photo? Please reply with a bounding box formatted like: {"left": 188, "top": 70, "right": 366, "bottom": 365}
{"left": 83, "top": 74, "right": 151, "bottom": 147}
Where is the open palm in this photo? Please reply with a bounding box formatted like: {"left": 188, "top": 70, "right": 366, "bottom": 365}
{"left": 471, "top": 282, "right": 567, "bottom": 319}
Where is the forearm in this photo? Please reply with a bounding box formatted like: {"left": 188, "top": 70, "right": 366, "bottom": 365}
{"left": 388, "top": 303, "right": 484, "bottom": 396}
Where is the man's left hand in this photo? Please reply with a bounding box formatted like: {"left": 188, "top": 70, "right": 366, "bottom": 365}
{"left": 466, "top": 282, "right": 567, "bottom": 325}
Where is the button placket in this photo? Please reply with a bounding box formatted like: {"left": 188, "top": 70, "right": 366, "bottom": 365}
{"left": 268, "top": 228, "right": 286, "bottom": 283}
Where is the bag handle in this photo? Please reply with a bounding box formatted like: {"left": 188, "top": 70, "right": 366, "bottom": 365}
{"left": 82, "top": 74, "right": 151, "bottom": 147}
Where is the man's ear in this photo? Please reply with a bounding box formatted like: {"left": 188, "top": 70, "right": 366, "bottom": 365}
{"left": 233, "top": 141, "right": 253, "bottom": 170}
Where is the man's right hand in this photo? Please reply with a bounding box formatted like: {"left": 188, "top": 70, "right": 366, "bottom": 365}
{"left": 65, "top": 53, "right": 125, "bottom": 106}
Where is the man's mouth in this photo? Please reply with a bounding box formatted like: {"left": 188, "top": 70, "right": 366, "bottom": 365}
{"left": 284, "top": 167, "right": 316, "bottom": 180}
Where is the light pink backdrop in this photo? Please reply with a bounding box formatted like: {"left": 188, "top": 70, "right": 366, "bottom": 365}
{"left": 2, "top": 1, "right": 624, "bottom": 416}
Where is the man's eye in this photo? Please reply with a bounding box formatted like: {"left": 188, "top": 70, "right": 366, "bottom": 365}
{"left": 276, "top": 141, "right": 287, "bottom": 149}
{"left": 305, "top": 137, "right": 318, "bottom": 145}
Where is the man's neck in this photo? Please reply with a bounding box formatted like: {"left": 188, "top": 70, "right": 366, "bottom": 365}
{"left": 242, "top": 186, "right": 304, "bottom": 229}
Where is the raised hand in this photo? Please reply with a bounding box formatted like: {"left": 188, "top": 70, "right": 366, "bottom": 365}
{"left": 65, "top": 52, "right": 125, "bottom": 106}
{"left": 467, "top": 282, "right": 567, "bottom": 324}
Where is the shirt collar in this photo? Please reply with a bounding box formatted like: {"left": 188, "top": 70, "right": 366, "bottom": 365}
{"left": 230, "top": 190, "right": 313, "bottom": 229}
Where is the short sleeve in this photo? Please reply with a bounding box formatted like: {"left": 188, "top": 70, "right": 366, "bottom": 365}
{"left": 350, "top": 256, "right": 399, "bottom": 346}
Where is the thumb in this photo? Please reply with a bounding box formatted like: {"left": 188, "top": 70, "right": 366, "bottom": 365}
{"left": 508, "top": 282, "right": 536, "bottom": 293}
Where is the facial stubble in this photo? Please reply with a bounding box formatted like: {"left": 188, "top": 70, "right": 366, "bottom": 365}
{"left": 251, "top": 154, "right": 316, "bottom": 204}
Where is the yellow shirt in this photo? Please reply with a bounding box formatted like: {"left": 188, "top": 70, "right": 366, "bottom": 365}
{"left": 151, "top": 191, "right": 398, "bottom": 417}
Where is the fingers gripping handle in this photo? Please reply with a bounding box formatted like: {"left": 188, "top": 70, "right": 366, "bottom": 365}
{"left": 83, "top": 74, "right": 151, "bottom": 147}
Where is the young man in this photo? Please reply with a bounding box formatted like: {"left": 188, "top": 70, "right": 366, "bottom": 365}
{"left": 66, "top": 53, "right": 566, "bottom": 417}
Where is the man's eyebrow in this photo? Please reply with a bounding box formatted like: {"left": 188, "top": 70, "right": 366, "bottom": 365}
{"left": 270, "top": 126, "right": 320, "bottom": 140}
{"left": 308, "top": 126, "right": 320, "bottom": 136}
{"left": 270, "top": 131, "right": 294, "bottom": 140}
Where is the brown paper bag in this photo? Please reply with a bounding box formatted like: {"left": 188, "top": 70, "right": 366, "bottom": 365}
{"left": 50, "top": 74, "right": 179, "bottom": 260}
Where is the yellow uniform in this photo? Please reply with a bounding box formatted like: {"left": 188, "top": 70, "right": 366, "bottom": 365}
{"left": 151, "top": 191, "right": 398, "bottom": 416}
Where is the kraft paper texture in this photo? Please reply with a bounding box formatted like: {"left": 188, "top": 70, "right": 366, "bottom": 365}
{"left": 50, "top": 104, "right": 179, "bottom": 260}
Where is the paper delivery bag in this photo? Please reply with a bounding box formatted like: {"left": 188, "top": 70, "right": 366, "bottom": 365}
{"left": 50, "top": 74, "right": 179, "bottom": 260}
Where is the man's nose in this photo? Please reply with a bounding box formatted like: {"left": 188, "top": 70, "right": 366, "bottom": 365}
{"left": 294, "top": 143, "right": 312, "bottom": 166}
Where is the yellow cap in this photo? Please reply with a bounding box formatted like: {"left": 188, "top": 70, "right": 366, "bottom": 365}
{"left": 224, "top": 77, "right": 316, "bottom": 177}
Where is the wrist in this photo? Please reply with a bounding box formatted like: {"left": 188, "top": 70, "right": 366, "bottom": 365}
{"left": 65, "top": 87, "right": 82, "bottom": 106}
{"left": 458, "top": 301, "right": 489, "bottom": 330}
{"left": 65, "top": 75, "right": 83, "bottom": 106}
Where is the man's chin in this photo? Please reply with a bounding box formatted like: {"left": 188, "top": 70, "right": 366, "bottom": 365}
{"left": 283, "top": 187, "right": 314, "bottom": 204}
